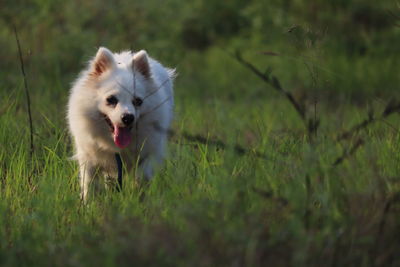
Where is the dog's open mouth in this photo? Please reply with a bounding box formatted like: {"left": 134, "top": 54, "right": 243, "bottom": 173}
{"left": 103, "top": 114, "right": 114, "bottom": 132}
{"left": 102, "top": 114, "right": 132, "bottom": 149}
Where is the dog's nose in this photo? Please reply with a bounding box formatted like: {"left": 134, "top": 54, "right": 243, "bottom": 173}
{"left": 121, "top": 113, "right": 135, "bottom": 126}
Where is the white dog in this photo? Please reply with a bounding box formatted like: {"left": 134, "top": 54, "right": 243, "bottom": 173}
{"left": 67, "top": 47, "right": 175, "bottom": 201}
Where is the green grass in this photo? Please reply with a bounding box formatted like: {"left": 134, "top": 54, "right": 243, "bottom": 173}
{"left": 1, "top": 0, "right": 400, "bottom": 266}
{"left": 1, "top": 78, "right": 399, "bottom": 266}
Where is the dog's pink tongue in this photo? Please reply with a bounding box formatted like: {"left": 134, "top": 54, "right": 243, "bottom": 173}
{"left": 114, "top": 126, "right": 132, "bottom": 148}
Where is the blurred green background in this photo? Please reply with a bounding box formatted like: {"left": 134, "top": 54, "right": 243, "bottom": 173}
{"left": 1, "top": 0, "right": 399, "bottom": 105}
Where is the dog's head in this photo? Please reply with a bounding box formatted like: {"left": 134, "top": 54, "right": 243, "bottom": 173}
{"left": 87, "top": 47, "right": 155, "bottom": 149}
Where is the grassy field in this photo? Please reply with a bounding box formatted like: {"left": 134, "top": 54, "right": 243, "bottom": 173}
{"left": 1, "top": 1, "right": 400, "bottom": 266}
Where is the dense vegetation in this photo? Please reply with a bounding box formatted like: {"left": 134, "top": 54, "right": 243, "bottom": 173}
{"left": 1, "top": 0, "right": 400, "bottom": 266}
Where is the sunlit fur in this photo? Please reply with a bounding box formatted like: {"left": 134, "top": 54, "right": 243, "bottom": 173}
{"left": 67, "top": 47, "right": 175, "bottom": 201}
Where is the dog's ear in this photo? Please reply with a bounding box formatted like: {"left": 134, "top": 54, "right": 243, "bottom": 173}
{"left": 132, "top": 50, "right": 151, "bottom": 79}
{"left": 91, "top": 47, "right": 116, "bottom": 77}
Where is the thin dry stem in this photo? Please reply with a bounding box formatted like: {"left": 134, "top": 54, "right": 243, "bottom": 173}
{"left": 14, "top": 25, "right": 34, "bottom": 157}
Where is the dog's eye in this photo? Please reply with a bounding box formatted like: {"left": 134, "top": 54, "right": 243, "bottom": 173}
{"left": 106, "top": 95, "right": 118, "bottom": 106}
{"left": 132, "top": 97, "right": 143, "bottom": 107}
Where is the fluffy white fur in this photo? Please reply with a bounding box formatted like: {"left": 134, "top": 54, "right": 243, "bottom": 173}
{"left": 67, "top": 47, "right": 175, "bottom": 201}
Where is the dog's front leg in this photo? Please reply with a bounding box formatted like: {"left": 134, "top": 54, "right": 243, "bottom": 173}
{"left": 139, "top": 158, "right": 154, "bottom": 181}
{"left": 79, "top": 160, "right": 96, "bottom": 202}
{"left": 136, "top": 152, "right": 160, "bottom": 182}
